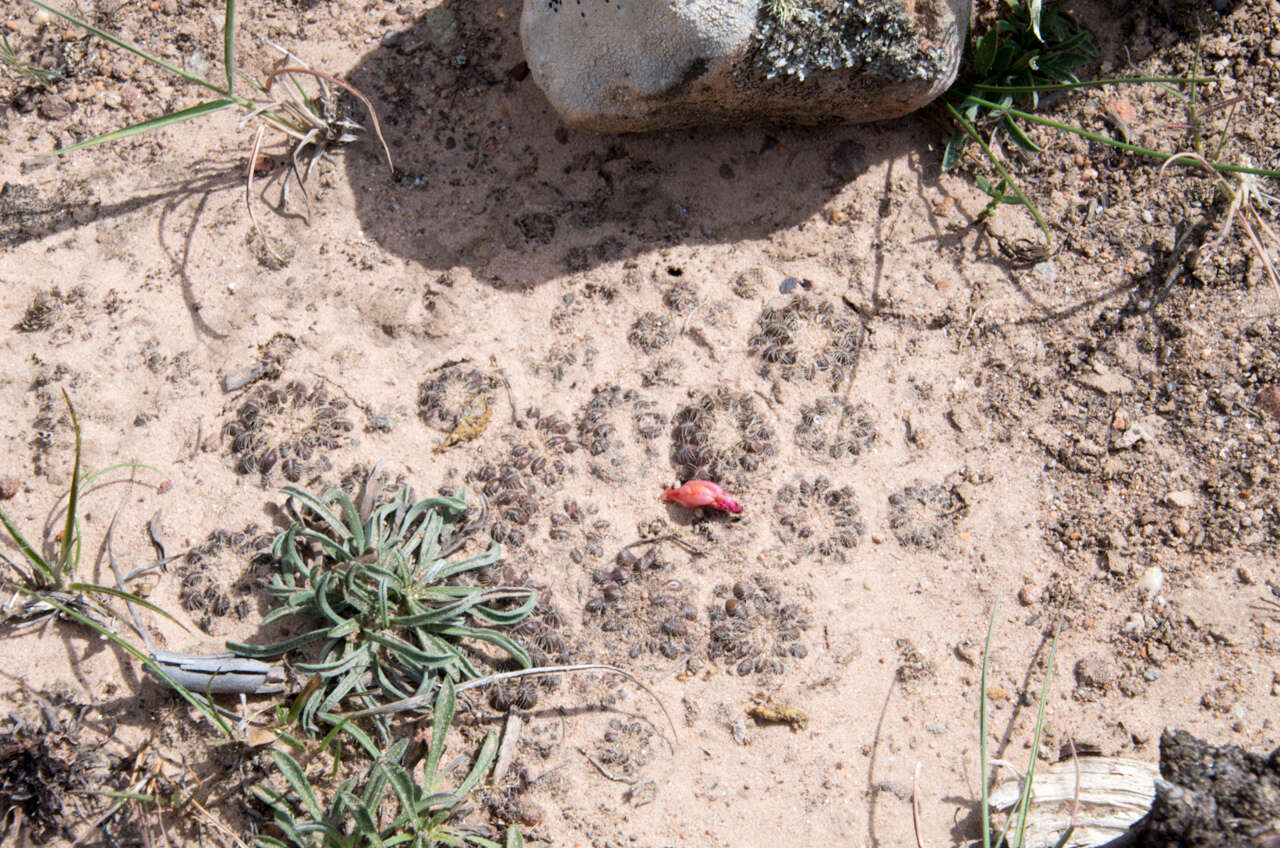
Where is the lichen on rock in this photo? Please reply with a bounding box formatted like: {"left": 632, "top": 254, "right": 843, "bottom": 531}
{"left": 752, "top": 0, "right": 950, "bottom": 84}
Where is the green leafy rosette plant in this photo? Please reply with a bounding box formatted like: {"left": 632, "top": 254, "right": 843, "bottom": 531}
{"left": 229, "top": 485, "right": 536, "bottom": 734}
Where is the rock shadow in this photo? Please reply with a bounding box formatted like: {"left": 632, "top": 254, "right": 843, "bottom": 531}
{"left": 345, "top": 0, "right": 938, "bottom": 289}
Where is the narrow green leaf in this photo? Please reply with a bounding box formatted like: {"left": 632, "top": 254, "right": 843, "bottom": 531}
{"left": 268, "top": 748, "right": 325, "bottom": 820}
{"left": 1028, "top": 0, "right": 1043, "bottom": 40}
{"left": 1003, "top": 115, "right": 1044, "bottom": 153}
{"left": 227, "top": 625, "right": 330, "bottom": 658}
{"left": 1013, "top": 627, "right": 1060, "bottom": 847}
{"left": 0, "top": 506, "right": 56, "bottom": 587}
{"left": 334, "top": 491, "right": 366, "bottom": 553}
{"left": 345, "top": 793, "right": 386, "bottom": 847}
{"left": 437, "top": 625, "right": 531, "bottom": 668}
{"left": 69, "top": 582, "right": 189, "bottom": 630}
{"left": 452, "top": 729, "right": 499, "bottom": 803}
{"left": 55, "top": 390, "right": 81, "bottom": 586}
{"left": 506, "top": 827, "right": 525, "bottom": 848}
{"left": 980, "top": 599, "right": 998, "bottom": 848}
{"left": 45, "top": 100, "right": 237, "bottom": 157}
{"left": 281, "top": 485, "right": 351, "bottom": 540}
{"left": 223, "top": 0, "right": 236, "bottom": 95}
{"left": 974, "top": 29, "right": 999, "bottom": 77}
{"left": 383, "top": 763, "right": 419, "bottom": 817}
{"left": 425, "top": 678, "right": 457, "bottom": 785}
{"left": 25, "top": 0, "right": 230, "bottom": 96}
{"left": 319, "top": 712, "right": 381, "bottom": 759}
{"left": 941, "top": 128, "right": 968, "bottom": 172}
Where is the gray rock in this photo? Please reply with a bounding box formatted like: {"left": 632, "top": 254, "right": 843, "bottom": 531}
{"left": 520, "top": 0, "right": 968, "bottom": 132}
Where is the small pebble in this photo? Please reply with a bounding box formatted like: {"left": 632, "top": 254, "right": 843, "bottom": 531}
{"left": 1017, "top": 584, "right": 1039, "bottom": 607}
{"left": 1165, "top": 489, "right": 1195, "bottom": 509}
{"left": 1137, "top": 565, "right": 1164, "bottom": 596}
{"left": 1236, "top": 566, "right": 1256, "bottom": 585}
{"left": 1257, "top": 386, "right": 1280, "bottom": 420}
{"left": 0, "top": 476, "right": 21, "bottom": 500}
{"left": 1171, "top": 517, "right": 1190, "bottom": 537}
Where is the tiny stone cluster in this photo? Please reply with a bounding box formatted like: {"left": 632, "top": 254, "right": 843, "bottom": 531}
{"left": 469, "top": 411, "right": 577, "bottom": 547}
{"left": 628, "top": 311, "right": 673, "bottom": 353}
{"left": 575, "top": 384, "right": 665, "bottom": 456}
{"left": 224, "top": 381, "right": 354, "bottom": 480}
{"left": 794, "top": 396, "right": 877, "bottom": 461}
{"left": 749, "top": 296, "right": 865, "bottom": 389}
{"left": 585, "top": 546, "right": 701, "bottom": 661}
{"left": 707, "top": 575, "right": 811, "bottom": 676}
{"left": 773, "top": 476, "right": 864, "bottom": 561}
{"left": 418, "top": 364, "right": 498, "bottom": 428}
{"left": 887, "top": 480, "right": 965, "bottom": 549}
{"left": 178, "top": 526, "right": 270, "bottom": 634}
{"left": 671, "top": 389, "right": 776, "bottom": 482}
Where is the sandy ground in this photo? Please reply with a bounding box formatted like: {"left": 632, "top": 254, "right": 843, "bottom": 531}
{"left": 1, "top": 0, "right": 1279, "bottom": 844}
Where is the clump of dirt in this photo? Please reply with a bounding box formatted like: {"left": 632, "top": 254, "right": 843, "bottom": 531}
{"left": 794, "top": 396, "right": 877, "bottom": 462}
{"left": 1137, "top": 728, "right": 1280, "bottom": 848}
{"left": 894, "top": 638, "right": 936, "bottom": 685}
{"left": 773, "top": 475, "right": 865, "bottom": 562}
{"left": 671, "top": 388, "right": 776, "bottom": 483}
{"left": 706, "top": 574, "right": 811, "bottom": 676}
{"left": 628, "top": 311, "right": 673, "bottom": 352}
{"left": 0, "top": 180, "right": 98, "bottom": 246}
{"left": 887, "top": 480, "right": 966, "bottom": 549}
{"left": 584, "top": 546, "right": 702, "bottom": 663}
{"left": 586, "top": 717, "right": 656, "bottom": 784}
{"left": 223, "top": 380, "right": 354, "bottom": 481}
{"left": 0, "top": 702, "right": 117, "bottom": 843}
{"left": 177, "top": 525, "right": 271, "bottom": 634}
{"left": 748, "top": 296, "right": 865, "bottom": 389}
{"left": 662, "top": 281, "right": 701, "bottom": 314}
{"left": 0, "top": 729, "right": 74, "bottom": 840}
{"left": 15, "top": 286, "right": 87, "bottom": 333}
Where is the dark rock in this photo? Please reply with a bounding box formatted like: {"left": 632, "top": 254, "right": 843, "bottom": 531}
{"left": 1134, "top": 729, "right": 1280, "bottom": 847}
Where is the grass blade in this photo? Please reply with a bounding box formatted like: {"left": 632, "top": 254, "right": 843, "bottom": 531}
{"left": 6, "top": 585, "right": 232, "bottom": 736}
{"left": 944, "top": 100, "right": 1051, "bottom": 242}
{"left": 45, "top": 99, "right": 238, "bottom": 157}
{"left": 980, "top": 599, "right": 998, "bottom": 848}
{"left": 68, "top": 582, "right": 189, "bottom": 630}
{"left": 0, "top": 506, "right": 56, "bottom": 588}
{"left": 55, "top": 389, "right": 81, "bottom": 587}
{"left": 1012, "top": 627, "right": 1060, "bottom": 847}
{"left": 25, "top": 0, "right": 230, "bottom": 96}
{"left": 223, "top": 0, "right": 236, "bottom": 96}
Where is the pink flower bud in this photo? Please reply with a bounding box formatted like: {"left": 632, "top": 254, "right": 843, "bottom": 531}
{"left": 660, "top": 480, "right": 742, "bottom": 513}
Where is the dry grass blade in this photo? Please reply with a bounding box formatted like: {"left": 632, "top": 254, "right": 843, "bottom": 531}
{"left": 262, "top": 65, "right": 394, "bottom": 172}
{"left": 1159, "top": 151, "right": 1280, "bottom": 304}
{"left": 344, "top": 663, "right": 679, "bottom": 745}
